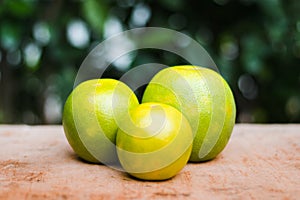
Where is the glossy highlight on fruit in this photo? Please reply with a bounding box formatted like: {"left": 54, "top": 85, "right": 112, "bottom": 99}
{"left": 116, "top": 102, "right": 193, "bottom": 180}
{"left": 63, "top": 79, "right": 139, "bottom": 164}
{"left": 142, "top": 66, "right": 236, "bottom": 162}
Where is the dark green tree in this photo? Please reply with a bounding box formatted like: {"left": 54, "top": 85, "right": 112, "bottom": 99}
{"left": 0, "top": 0, "right": 299, "bottom": 124}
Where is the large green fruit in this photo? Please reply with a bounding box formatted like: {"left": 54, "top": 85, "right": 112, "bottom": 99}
{"left": 142, "top": 66, "right": 236, "bottom": 162}
{"left": 63, "top": 79, "right": 139, "bottom": 164}
{"left": 116, "top": 102, "right": 193, "bottom": 180}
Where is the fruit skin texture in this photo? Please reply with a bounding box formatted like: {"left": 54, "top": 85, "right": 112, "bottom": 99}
{"left": 63, "top": 79, "right": 139, "bottom": 164}
{"left": 142, "top": 66, "right": 236, "bottom": 162}
{"left": 116, "top": 102, "right": 193, "bottom": 180}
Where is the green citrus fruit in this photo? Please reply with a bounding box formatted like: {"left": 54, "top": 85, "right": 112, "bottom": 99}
{"left": 116, "top": 102, "right": 193, "bottom": 180}
{"left": 142, "top": 66, "right": 236, "bottom": 162}
{"left": 62, "top": 79, "right": 139, "bottom": 164}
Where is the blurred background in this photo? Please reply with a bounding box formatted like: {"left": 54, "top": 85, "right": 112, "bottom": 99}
{"left": 0, "top": 0, "right": 299, "bottom": 124}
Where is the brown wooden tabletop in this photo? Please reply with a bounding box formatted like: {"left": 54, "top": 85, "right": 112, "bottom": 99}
{"left": 0, "top": 124, "right": 299, "bottom": 199}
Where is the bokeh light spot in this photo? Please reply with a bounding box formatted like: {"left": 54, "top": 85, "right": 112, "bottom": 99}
{"left": 220, "top": 40, "right": 239, "bottom": 60}
{"left": 238, "top": 111, "right": 254, "bottom": 123}
{"left": 130, "top": 3, "right": 151, "bottom": 27}
{"left": 238, "top": 74, "right": 258, "bottom": 100}
{"left": 44, "top": 93, "right": 62, "bottom": 123}
{"left": 22, "top": 111, "right": 39, "bottom": 124}
{"left": 33, "top": 21, "right": 51, "bottom": 45}
{"left": 286, "top": 96, "right": 300, "bottom": 119}
{"left": 112, "top": 53, "right": 135, "bottom": 71}
{"left": 104, "top": 16, "right": 123, "bottom": 39}
{"left": 175, "top": 34, "right": 191, "bottom": 48}
{"left": 23, "top": 42, "right": 42, "bottom": 68}
{"left": 6, "top": 49, "right": 21, "bottom": 66}
{"left": 104, "top": 35, "right": 135, "bottom": 71}
{"left": 67, "top": 19, "right": 90, "bottom": 49}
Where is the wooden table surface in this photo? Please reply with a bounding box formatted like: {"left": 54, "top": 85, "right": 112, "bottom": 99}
{"left": 0, "top": 124, "right": 299, "bottom": 199}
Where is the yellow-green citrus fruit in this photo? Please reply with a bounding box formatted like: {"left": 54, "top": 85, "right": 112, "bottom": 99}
{"left": 63, "top": 79, "right": 139, "bottom": 164}
{"left": 142, "top": 66, "right": 236, "bottom": 162}
{"left": 116, "top": 102, "right": 193, "bottom": 180}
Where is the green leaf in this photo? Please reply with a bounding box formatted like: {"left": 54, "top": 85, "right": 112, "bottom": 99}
{"left": 81, "top": 0, "right": 108, "bottom": 36}
{"left": 6, "top": 0, "right": 35, "bottom": 18}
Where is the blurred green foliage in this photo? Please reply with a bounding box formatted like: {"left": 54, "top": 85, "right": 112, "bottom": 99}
{"left": 0, "top": 0, "right": 300, "bottom": 124}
